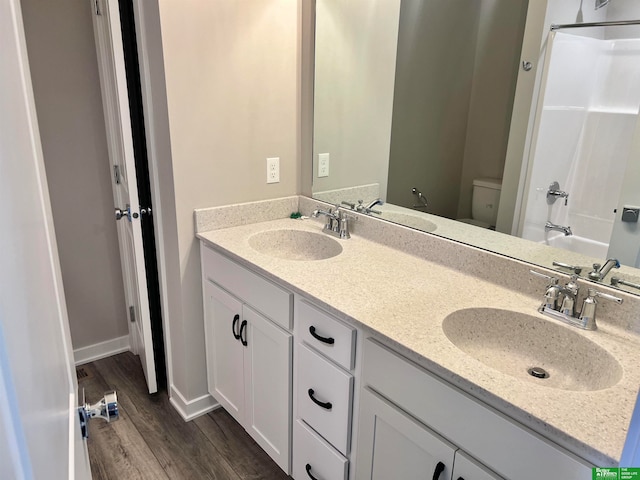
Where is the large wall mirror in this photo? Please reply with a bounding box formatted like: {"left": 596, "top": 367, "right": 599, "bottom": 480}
{"left": 310, "top": 0, "right": 640, "bottom": 295}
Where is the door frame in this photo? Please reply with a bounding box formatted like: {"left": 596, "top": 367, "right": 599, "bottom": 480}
{"left": 128, "top": 0, "right": 174, "bottom": 393}
{"left": 92, "top": 0, "right": 171, "bottom": 391}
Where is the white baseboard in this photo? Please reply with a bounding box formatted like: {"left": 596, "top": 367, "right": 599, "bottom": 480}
{"left": 169, "top": 384, "right": 219, "bottom": 421}
{"left": 73, "top": 335, "right": 130, "bottom": 366}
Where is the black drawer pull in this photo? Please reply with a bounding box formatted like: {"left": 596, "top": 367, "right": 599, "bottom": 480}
{"left": 456, "top": 477, "right": 465, "bottom": 480}
{"left": 308, "top": 388, "right": 332, "bottom": 410}
{"left": 309, "top": 326, "right": 335, "bottom": 345}
{"left": 432, "top": 461, "right": 445, "bottom": 480}
{"left": 305, "top": 463, "right": 319, "bottom": 480}
{"left": 232, "top": 314, "right": 241, "bottom": 340}
{"left": 239, "top": 320, "right": 248, "bottom": 346}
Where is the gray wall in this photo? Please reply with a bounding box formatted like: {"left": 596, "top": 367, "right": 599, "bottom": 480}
{"left": 386, "top": 0, "right": 527, "bottom": 221}
{"left": 21, "top": 0, "right": 129, "bottom": 350}
{"left": 456, "top": 0, "right": 528, "bottom": 220}
{"left": 387, "top": 0, "right": 481, "bottom": 219}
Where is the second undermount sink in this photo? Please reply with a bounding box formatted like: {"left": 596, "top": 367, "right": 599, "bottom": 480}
{"left": 248, "top": 229, "right": 342, "bottom": 261}
{"left": 442, "top": 308, "right": 622, "bottom": 391}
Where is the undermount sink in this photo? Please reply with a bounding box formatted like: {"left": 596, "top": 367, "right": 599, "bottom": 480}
{"left": 380, "top": 211, "right": 437, "bottom": 233}
{"left": 442, "top": 308, "right": 622, "bottom": 391}
{"left": 248, "top": 229, "right": 342, "bottom": 261}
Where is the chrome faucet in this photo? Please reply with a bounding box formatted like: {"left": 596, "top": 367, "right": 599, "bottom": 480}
{"left": 611, "top": 277, "right": 640, "bottom": 291}
{"left": 365, "top": 198, "right": 384, "bottom": 210}
{"left": 588, "top": 258, "right": 620, "bottom": 281}
{"left": 312, "top": 205, "right": 353, "bottom": 239}
{"left": 411, "top": 187, "right": 428, "bottom": 210}
{"left": 546, "top": 181, "right": 569, "bottom": 206}
{"left": 531, "top": 270, "right": 623, "bottom": 330}
{"left": 545, "top": 221, "right": 572, "bottom": 236}
{"left": 341, "top": 199, "right": 382, "bottom": 215}
{"left": 579, "top": 288, "right": 623, "bottom": 330}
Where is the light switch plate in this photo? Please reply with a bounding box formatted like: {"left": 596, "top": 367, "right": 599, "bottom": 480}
{"left": 318, "top": 153, "right": 330, "bottom": 178}
{"left": 267, "top": 157, "right": 280, "bottom": 184}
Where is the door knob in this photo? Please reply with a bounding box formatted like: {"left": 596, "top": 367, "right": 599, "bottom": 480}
{"left": 115, "top": 205, "right": 130, "bottom": 221}
{"left": 78, "top": 389, "right": 119, "bottom": 439}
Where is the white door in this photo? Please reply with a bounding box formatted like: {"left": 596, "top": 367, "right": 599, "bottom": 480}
{"left": 452, "top": 451, "right": 504, "bottom": 480}
{"left": 243, "top": 305, "right": 292, "bottom": 473}
{"left": 356, "top": 388, "right": 456, "bottom": 480}
{"left": 205, "top": 281, "right": 245, "bottom": 422}
{"left": 0, "top": 0, "right": 92, "bottom": 477}
{"left": 91, "top": 0, "right": 158, "bottom": 393}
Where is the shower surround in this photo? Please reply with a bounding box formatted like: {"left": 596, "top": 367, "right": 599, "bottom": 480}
{"left": 520, "top": 31, "right": 640, "bottom": 263}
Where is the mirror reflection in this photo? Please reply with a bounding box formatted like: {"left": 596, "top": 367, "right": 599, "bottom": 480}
{"left": 311, "top": 0, "right": 640, "bottom": 294}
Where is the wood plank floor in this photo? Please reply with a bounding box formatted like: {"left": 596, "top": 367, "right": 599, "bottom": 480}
{"left": 78, "top": 352, "right": 290, "bottom": 480}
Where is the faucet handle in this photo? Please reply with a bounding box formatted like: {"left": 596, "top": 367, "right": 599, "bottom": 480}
{"left": 341, "top": 201, "right": 356, "bottom": 210}
{"left": 579, "top": 288, "right": 623, "bottom": 330}
{"left": 590, "top": 288, "right": 623, "bottom": 304}
{"left": 552, "top": 261, "right": 583, "bottom": 275}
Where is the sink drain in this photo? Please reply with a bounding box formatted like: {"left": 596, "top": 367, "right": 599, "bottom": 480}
{"left": 527, "top": 367, "right": 549, "bottom": 379}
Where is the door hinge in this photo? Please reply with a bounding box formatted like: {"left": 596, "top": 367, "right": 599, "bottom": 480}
{"left": 94, "top": 0, "right": 102, "bottom": 16}
{"left": 113, "top": 165, "right": 121, "bottom": 185}
{"left": 129, "top": 306, "right": 136, "bottom": 323}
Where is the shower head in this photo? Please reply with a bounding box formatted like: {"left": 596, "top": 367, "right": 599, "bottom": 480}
{"left": 595, "top": 0, "right": 610, "bottom": 10}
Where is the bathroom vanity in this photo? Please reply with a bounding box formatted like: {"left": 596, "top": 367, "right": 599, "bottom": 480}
{"left": 196, "top": 197, "right": 640, "bottom": 479}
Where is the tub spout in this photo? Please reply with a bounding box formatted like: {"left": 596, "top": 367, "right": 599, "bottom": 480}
{"left": 545, "top": 221, "right": 572, "bottom": 236}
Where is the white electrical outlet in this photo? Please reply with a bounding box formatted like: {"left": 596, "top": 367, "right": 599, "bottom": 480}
{"left": 318, "top": 153, "right": 330, "bottom": 177}
{"left": 267, "top": 157, "right": 280, "bottom": 184}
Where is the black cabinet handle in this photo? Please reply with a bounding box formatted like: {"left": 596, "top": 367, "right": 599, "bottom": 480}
{"left": 456, "top": 477, "right": 465, "bottom": 480}
{"left": 239, "top": 320, "right": 248, "bottom": 346}
{"left": 232, "top": 314, "right": 241, "bottom": 340}
{"left": 308, "top": 388, "right": 332, "bottom": 410}
{"left": 309, "top": 326, "right": 335, "bottom": 345}
{"left": 432, "top": 461, "right": 445, "bottom": 480}
{"left": 305, "top": 463, "right": 319, "bottom": 480}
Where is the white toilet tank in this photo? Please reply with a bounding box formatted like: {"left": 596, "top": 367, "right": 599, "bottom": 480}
{"left": 471, "top": 178, "right": 502, "bottom": 226}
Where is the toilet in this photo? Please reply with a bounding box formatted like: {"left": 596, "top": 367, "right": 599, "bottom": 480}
{"left": 457, "top": 178, "right": 502, "bottom": 229}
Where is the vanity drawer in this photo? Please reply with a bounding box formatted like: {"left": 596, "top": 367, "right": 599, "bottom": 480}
{"left": 297, "top": 343, "right": 353, "bottom": 455}
{"left": 201, "top": 243, "right": 292, "bottom": 330}
{"left": 293, "top": 419, "right": 348, "bottom": 480}
{"left": 297, "top": 299, "right": 356, "bottom": 371}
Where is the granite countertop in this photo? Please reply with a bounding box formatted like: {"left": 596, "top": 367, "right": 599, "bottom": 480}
{"left": 196, "top": 216, "right": 640, "bottom": 467}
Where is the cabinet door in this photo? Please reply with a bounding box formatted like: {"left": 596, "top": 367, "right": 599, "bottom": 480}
{"left": 243, "top": 305, "right": 292, "bottom": 474}
{"left": 356, "top": 388, "right": 456, "bottom": 480}
{"left": 204, "top": 281, "right": 245, "bottom": 423}
{"left": 452, "top": 451, "right": 503, "bottom": 480}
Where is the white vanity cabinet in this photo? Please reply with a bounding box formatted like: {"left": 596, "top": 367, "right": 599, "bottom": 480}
{"left": 357, "top": 387, "right": 457, "bottom": 480}
{"left": 357, "top": 338, "right": 593, "bottom": 480}
{"left": 201, "top": 244, "right": 292, "bottom": 474}
{"left": 293, "top": 298, "right": 358, "bottom": 480}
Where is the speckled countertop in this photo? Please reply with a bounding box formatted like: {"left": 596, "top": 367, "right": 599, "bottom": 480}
{"left": 196, "top": 215, "right": 640, "bottom": 467}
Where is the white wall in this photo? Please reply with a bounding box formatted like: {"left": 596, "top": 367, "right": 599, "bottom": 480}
{"left": 155, "top": 0, "right": 300, "bottom": 403}
{"left": 20, "top": 0, "right": 129, "bottom": 350}
{"left": 312, "top": 0, "right": 401, "bottom": 200}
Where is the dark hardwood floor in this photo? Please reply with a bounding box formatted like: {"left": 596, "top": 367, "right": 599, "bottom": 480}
{"left": 78, "top": 352, "right": 289, "bottom": 480}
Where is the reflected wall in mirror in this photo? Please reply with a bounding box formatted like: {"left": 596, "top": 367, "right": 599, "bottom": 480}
{"left": 311, "top": 0, "right": 640, "bottom": 295}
